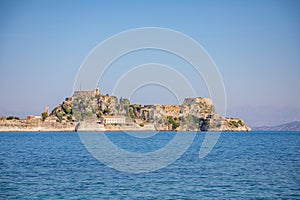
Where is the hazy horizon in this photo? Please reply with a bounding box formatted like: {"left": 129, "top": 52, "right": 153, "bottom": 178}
{"left": 1, "top": 0, "right": 300, "bottom": 127}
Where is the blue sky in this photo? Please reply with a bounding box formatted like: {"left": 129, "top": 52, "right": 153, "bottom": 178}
{"left": 0, "top": 0, "right": 299, "bottom": 126}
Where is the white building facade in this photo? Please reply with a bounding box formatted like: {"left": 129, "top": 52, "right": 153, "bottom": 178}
{"left": 100, "top": 116, "right": 126, "bottom": 124}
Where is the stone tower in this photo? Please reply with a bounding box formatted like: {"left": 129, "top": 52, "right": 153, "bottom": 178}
{"left": 46, "top": 105, "right": 49, "bottom": 115}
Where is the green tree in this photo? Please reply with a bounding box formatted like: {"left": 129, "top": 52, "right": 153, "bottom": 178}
{"left": 6, "top": 116, "right": 14, "bottom": 120}
{"left": 129, "top": 108, "right": 135, "bottom": 118}
{"left": 62, "top": 104, "right": 72, "bottom": 114}
{"left": 65, "top": 107, "right": 72, "bottom": 114}
{"left": 96, "top": 110, "right": 103, "bottom": 118}
{"left": 103, "top": 108, "right": 111, "bottom": 115}
{"left": 67, "top": 115, "right": 73, "bottom": 121}
{"left": 41, "top": 112, "right": 49, "bottom": 121}
{"left": 166, "top": 116, "right": 180, "bottom": 130}
{"left": 232, "top": 121, "right": 239, "bottom": 128}
{"left": 57, "top": 113, "right": 63, "bottom": 122}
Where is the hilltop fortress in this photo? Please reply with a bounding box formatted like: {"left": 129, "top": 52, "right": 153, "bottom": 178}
{"left": 54, "top": 88, "right": 250, "bottom": 132}
{"left": 0, "top": 88, "right": 251, "bottom": 132}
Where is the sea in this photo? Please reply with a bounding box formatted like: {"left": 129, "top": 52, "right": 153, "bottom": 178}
{"left": 0, "top": 131, "right": 299, "bottom": 199}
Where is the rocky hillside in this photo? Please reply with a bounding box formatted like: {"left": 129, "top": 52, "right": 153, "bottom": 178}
{"left": 48, "top": 88, "right": 251, "bottom": 132}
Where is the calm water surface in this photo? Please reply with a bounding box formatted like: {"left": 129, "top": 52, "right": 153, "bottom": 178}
{"left": 0, "top": 131, "right": 299, "bottom": 199}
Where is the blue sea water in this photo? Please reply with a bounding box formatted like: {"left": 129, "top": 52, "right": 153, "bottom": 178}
{"left": 0, "top": 131, "right": 299, "bottom": 199}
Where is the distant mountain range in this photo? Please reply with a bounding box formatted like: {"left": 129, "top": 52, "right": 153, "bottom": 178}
{"left": 253, "top": 121, "right": 300, "bottom": 131}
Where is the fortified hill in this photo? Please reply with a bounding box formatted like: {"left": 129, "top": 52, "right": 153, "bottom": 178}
{"left": 0, "top": 88, "right": 251, "bottom": 132}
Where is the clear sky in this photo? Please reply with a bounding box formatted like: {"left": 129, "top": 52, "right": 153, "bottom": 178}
{"left": 0, "top": 0, "right": 299, "bottom": 126}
